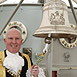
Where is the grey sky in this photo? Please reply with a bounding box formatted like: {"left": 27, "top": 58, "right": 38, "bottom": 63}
{"left": 0, "top": 0, "right": 77, "bottom": 7}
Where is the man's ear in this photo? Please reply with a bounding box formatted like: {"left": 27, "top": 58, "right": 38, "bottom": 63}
{"left": 21, "top": 39, "right": 23, "bottom": 43}
{"left": 4, "top": 38, "right": 6, "bottom": 44}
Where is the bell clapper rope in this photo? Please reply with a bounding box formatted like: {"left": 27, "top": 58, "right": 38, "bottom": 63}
{"left": 31, "top": 34, "right": 51, "bottom": 77}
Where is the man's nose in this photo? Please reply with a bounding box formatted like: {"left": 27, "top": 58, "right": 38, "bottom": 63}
{"left": 12, "top": 39, "right": 16, "bottom": 43}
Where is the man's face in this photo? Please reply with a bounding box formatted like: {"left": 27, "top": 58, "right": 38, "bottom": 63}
{"left": 4, "top": 29, "right": 22, "bottom": 53}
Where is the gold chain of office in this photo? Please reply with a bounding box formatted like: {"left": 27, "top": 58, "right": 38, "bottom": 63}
{"left": 0, "top": 59, "right": 22, "bottom": 77}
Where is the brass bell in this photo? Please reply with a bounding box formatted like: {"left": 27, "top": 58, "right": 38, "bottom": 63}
{"left": 33, "top": 0, "right": 77, "bottom": 38}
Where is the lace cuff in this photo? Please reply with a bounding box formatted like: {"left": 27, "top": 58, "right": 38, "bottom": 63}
{"left": 26, "top": 67, "right": 46, "bottom": 77}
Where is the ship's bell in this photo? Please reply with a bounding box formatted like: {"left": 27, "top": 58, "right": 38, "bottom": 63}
{"left": 33, "top": 0, "right": 77, "bottom": 38}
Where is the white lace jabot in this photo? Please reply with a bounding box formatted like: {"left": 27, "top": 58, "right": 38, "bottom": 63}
{"left": 3, "top": 50, "right": 24, "bottom": 75}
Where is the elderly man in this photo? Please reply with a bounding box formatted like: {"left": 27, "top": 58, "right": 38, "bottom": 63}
{"left": 0, "top": 28, "right": 40, "bottom": 77}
